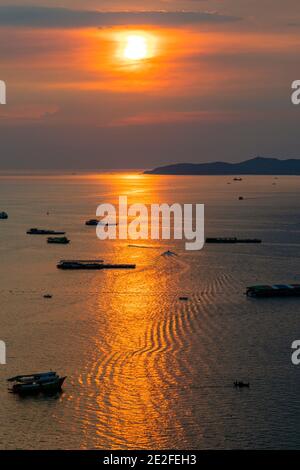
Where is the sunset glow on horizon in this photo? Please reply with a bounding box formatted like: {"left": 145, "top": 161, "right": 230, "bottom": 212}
{"left": 1, "top": 3, "right": 300, "bottom": 169}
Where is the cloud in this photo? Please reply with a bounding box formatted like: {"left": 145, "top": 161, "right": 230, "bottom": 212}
{"left": 0, "top": 6, "right": 241, "bottom": 28}
{"left": 108, "top": 110, "right": 240, "bottom": 127}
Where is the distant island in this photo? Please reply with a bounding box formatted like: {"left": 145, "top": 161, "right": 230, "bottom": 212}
{"left": 144, "top": 157, "right": 300, "bottom": 175}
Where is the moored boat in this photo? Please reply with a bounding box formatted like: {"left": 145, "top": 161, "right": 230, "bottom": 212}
{"left": 0, "top": 211, "right": 8, "bottom": 219}
{"left": 57, "top": 260, "right": 136, "bottom": 270}
{"left": 8, "top": 371, "right": 57, "bottom": 383}
{"left": 234, "top": 381, "right": 250, "bottom": 388}
{"left": 85, "top": 219, "right": 118, "bottom": 226}
{"left": 27, "top": 228, "right": 65, "bottom": 235}
{"left": 8, "top": 372, "right": 66, "bottom": 395}
{"left": 246, "top": 284, "right": 300, "bottom": 298}
{"left": 47, "top": 236, "right": 70, "bottom": 244}
{"left": 85, "top": 219, "right": 99, "bottom": 226}
{"left": 206, "top": 237, "right": 262, "bottom": 244}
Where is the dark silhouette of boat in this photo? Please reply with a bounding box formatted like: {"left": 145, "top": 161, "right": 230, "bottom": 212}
{"left": 86, "top": 219, "right": 117, "bottom": 226}
{"left": 27, "top": 228, "right": 65, "bottom": 235}
{"left": 47, "top": 236, "right": 70, "bottom": 244}
{"left": 161, "top": 250, "right": 178, "bottom": 257}
{"left": 246, "top": 284, "right": 300, "bottom": 298}
{"left": 206, "top": 237, "right": 261, "bottom": 244}
{"left": 85, "top": 219, "right": 99, "bottom": 226}
{"left": 8, "top": 372, "right": 66, "bottom": 395}
{"left": 0, "top": 211, "right": 8, "bottom": 219}
{"left": 234, "top": 381, "right": 250, "bottom": 388}
{"left": 57, "top": 260, "right": 136, "bottom": 270}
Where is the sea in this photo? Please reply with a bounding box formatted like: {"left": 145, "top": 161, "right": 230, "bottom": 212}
{"left": 0, "top": 171, "right": 300, "bottom": 449}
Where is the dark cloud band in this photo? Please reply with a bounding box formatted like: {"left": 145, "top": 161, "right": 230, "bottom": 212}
{"left": 0, "top": 6, "right": 241, "bottom": 28}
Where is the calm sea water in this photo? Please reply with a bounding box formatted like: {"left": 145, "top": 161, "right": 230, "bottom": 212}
{"left": 0, "top": 172, "right": 300, "bottom": 449}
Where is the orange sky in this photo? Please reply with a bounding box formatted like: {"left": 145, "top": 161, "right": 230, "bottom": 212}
{"left": 0, "top": 3, "right": 300, "bottom": 168}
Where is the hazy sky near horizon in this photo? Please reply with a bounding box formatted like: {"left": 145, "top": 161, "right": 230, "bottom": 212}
{"left": 0, "top": 1, "right": 300, "bottom": 169}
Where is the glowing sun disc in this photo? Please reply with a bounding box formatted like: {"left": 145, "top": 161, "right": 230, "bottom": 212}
{"left": 124, "top": 35, "right": 148, "bottom": 60}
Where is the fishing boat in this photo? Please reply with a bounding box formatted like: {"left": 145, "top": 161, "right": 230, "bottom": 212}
{"left": 206, "top": 237, "right": 262, "bottom": 244}
{"left": 86, "top": 219, "right": 118, "bottom": 227}
{"left": 27, "top": 228, "right": 65, "bottom": 235}
{"left": 7, "top": 372, "right": 66, "bottom": 395}
{"left": 0, "top": 211, "right": 8, "bottom": 219}
{"left": 57, "top": 260, "right": 136, "bottom": 270}
{"left": 161, "top": 250, "right": 178, "bottom": 257}
{"left": 85, "top": 219, "right": 99, "bottom": 226}
{"left": 234, "top": 381, "right": 250, "bottom": 388}
{"left": 47, "top": 236, "right": 70, "bottom": 244}
{"left": 246, "top": 284, "right": 300, "bottom": 298}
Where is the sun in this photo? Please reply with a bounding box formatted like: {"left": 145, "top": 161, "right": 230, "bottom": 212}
{"left": 124, "top": 35, "right": 148, "bottom": 61}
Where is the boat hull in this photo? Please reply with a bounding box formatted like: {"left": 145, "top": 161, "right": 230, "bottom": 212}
{"left": 57, "top": 263, "right": 136, "bottom": 270}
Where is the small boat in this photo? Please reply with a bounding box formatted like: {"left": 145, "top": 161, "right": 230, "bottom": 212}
{"left": 47, "top": 236, "right": 70, "bottom": 244}
{"left": 233, "top": 177, "right": 243, "bottom": 181}
{"left": 246, "top": 284, "right": 300, "bottom": 298}
{"left": 27, "top": 228, "right": 65, "bottom": 235}
{"left": 0, "top": 211, "right": 8, "bottom": 219}
{"left": 8, "top": 372, "right": 66, "bottom": 395}
{"left": 8, "top": 371, "right": 57, "bottom": 383}
{"left": 86, "top": 219, "right": 117, "bottom": 227}
{"left": 206, "top": 237, "right": 262, "bottom": 244}
{"left": 179, "top": 297, "right": 189, "bottom": 301}
{"left": 57, "top": 260, "right": 136, "bottom": 270}
{"left": 85, "top": 219, "right": 99, "bottom": 226}
{"left": 43, "top": 294, "right": 53, "bottom": 299}
{"left": 161, "top": 250, "right": 178, "bottom": 257}
{"left": 238, "top": 196, "right": 244, "bottom": 200}
{"left": 234, "top": 381, "right": 250, "bottom": 388}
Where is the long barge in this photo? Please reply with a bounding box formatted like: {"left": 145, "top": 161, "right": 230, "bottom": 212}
{"left": 57, "top": 260, "right": 136, "bottom": 270}
{"left": 27, "top": 228, "right": 66, "bottom": 235}
{"left": 246, "top": 284, "right": 300, "bottom": 298}
{"left": 206, "top": 237, "right": 262, "bottom": 244}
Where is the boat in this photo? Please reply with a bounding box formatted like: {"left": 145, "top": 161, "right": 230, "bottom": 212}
{"left": 161, "top": 250, "right": 178, "bottom": 257}
{"left": 179, "top": 297, "right": 189, "bottom": 301}
{"left": 47, "top": 236, "right": 70, "bottom": 244}
{"left": 86, "top": 219, "right": 118, "bottom": 226}
{"left": 246, "top": 284, "right": 300, "bottom": 298}
{"left": 8, "top": 372, "right": 66, "bottom": 395}
{"left": 233, "top": 177, "right": 243, "bottom": 181}
{"left": 43, "top": 294, "right": 53, "bottom": 299}
{"left": 27, "top": 228, "right": 65, "bottom": 235}
{"left": 85, "top": 219, "right": 99, "bottom": 226}
{"left": 57, "top": 260, "right": 136, "bottom": 270}
{"left": 8, "top": 371, "right": 57, "bottom": 383}
{"left": 206, "top": 237, "right": 262, "bottom": 244}
{"left": 0, "top": 211, "right": 8, "bottom": 219}
{"left": 234, "top": 381, "right": 250, "bottom": 388}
